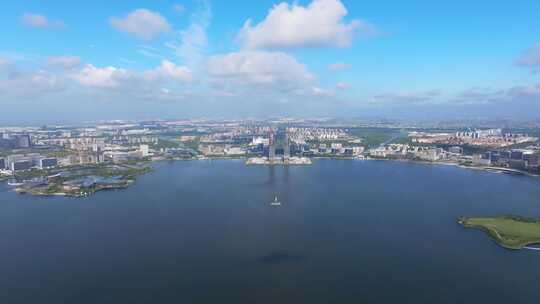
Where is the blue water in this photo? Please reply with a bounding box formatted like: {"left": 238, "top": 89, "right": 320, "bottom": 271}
{"left": 1, "top": 159, "right": 540, "bottom": 303}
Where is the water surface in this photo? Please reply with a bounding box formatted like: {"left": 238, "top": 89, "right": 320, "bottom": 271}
{"left": 1, "top": 159, "right": 540, "bottom": 303}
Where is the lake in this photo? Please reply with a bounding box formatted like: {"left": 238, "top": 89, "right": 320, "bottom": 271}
{"left": 1, "top": 159, "right": 540, "bottom": 303}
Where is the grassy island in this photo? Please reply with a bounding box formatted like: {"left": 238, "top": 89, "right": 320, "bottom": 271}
{"left": 458, "top": 216, "right": 540, "bottom": 250}
{"left": 12, "top": 163, "right": 152, "bottom": 198}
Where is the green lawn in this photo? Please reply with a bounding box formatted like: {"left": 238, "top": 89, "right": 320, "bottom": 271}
{"left": 346, "top": 128, "right": 408, "bottom": 148}
{"left": 459, "top": 216, "right": 540, "bottom": 250}
{"left": 154, "top": 138, "right": 181, "bottom": 150}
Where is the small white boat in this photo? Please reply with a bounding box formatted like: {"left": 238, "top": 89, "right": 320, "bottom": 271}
{"left": 270, "top": 196, "right": 281, "bottom": 206}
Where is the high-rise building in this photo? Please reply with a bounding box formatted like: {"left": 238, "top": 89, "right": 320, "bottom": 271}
{"left": 284, "top": 131, "right": 290, "bottom": 159}
{"left": 0, "top": 158, "right": 5, "bottom": 170}
{"left": 139, "top": 144, "right": 149, "bottom": 157}
{"left": 268, "top": 130, "right": 275, "bottom": 162}
{"left": 16, "top": 135, "right": 31, "bottom": 148}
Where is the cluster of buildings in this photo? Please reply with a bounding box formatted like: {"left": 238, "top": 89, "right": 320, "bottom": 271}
{"left": 455, "top": 128, "right": 502, "bottom": 138}
{"left": 110, "top": 135, "right": 158, "bottom": 146}
{"left": 102, "top": 144, "right": 151, "bottom": 162}
{"left": 0, "top": 153, "right": 58, "bottom": 172}
{"left": 2, "top": 120, "right": 540, "bottom": 174}
{"left": 472, "top": 149, "right": 540, "bottom": 170}
{"left": 0, "top": 124, "right": 161, "bottom": 175}
{"left": 369, "top": 144, "right": 449, "bottom": 161}
{"left": 0, "top": 120, "right": 233, "bottom": 173}
{"left": 410, "top": 128, "right": 536, "bottom": 148}
{"left": 244, "top": 127, "right": 365, "bottom": 165}
{"left": 199, "top": 144, "right": 246, "bottom": 156}
{"left": 368, "top": 142, "right": 540, "bottom": 173}
{"left": 286, "top": 127, "right": 352, "bottom": 144}
{"left": 306, "top": 143, "right": 364, "bottom": 157}
{"left": 195, "top": 126, "right": 362, "bottom": 161}
{"left": 0, "top": 133, "right": 31, "bottom": 149}
{"left": 35, "top": 137, "right": 106, "bottom": 151}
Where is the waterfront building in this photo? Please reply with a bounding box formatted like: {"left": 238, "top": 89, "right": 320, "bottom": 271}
{"left": 472, "top": 154, "right": 491, "bottom": 166}
{"left": 508, "top": 159, "right": 527, "bottom": 170}
{"left": 38, "top": 158, "right": 58, "bottom": 169}
{"left": 331, "top": 143, "right": 343, "bottom": 150}
{"left": 448, "top": 146, "right": 463, "bottom": 154}
{"left": 352, "top": 147, "right": 365, "bottom": 155}
{"left": 500, "top": 151, "right": 511, "bottom": 159}
{"left": 224, "top": 147, "right": 246, "bottom": 155}
{"left": 284, "top": 132, "right": 290, "bottom": 160}
{"left": 139, "top": 145, "right": 149, "bottom": 157}
{"left": 6, "top": 153, "right": 40, "bottom": 169}
{"left": 11, "top": 160, "right": 33, "bottom": 171}
{"left": 523, "top": 153, "right": 539, "bottom": 166}
{"left": 511, "top": 150, "right": 524, "bottom": 160}
{"left": 268, "top": 131, "right": 275, "bottom": 161}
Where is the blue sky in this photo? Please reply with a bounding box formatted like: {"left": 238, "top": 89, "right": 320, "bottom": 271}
{"left": 0, "top": 0, "right": 539, "bottom": 124}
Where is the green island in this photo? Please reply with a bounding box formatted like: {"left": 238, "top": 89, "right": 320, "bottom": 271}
{"left": 458, "top": 216, "right": 540, "bottom": 250}
{"left": 13, "top": 163, "right": 152, "bottom": 198}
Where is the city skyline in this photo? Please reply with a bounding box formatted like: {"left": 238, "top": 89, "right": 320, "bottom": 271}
{"left": 1, "top": 0, "right": 540, "bottom": 124}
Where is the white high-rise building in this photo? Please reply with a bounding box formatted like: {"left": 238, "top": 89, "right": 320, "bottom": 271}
{"left": 139, "top": 145, "right": 149, "bottom": 157}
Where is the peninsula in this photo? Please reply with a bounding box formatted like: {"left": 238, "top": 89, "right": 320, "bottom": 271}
{"left": 458, "top": 216, "right": 540, "bottom": 250}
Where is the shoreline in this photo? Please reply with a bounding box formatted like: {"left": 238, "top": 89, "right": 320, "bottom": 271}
{"left": 363, "top": 157, "right": 540, "bottom": 178}
{"left": 3, "top": 156, "right": 538, "bottom": 198}
{"left": 165, "top": 156, "right": 540, "bottom": 179}
{"left": 458, "top": 216, "right": 540, "bottom": 250}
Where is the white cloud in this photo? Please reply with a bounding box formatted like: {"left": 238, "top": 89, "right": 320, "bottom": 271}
{"left": 144, "top": 60, "right": 193, "bottom": 82}
{"left": 516, "top": 43, "right": 540, "bottom": 68}
{"left": 0, "top": 59, "right": 195, "bottom": 103}
{"left": 311, "top": 86, "right": 333, "bottom": 96}
{"left": 46, "top": 56, "right": 82, "bottom": 70}
{"left": 237, "top": 0, "right": 374, "bottom": 49}
{"left": 372, "top": 90, "right": 442, "bottom": 105}
{"left": 370, "top": 85, "right": 540, "bottom": 106}
{"left": 509, "top": 83, "right": 540, "bottom": 97}
{"left": 72, "top": 64, "right": 132, "bottom": 88}
{"left": 207, "top": 51, "right": 314, "bottom": 91}
{"left": 336, "top": 82, "right": 350, "bottom": 89}
{"left": 451, "top": 87, "right": 505, "bottom": 104}
{"left": 0, "top": 69, "right": 64, "bottom": 98}
{"left": 328, "top": 62, "right": 351, "bottom": 71}
{"left": 0, "top": 60, "right": 64, "bottom": 98}
{"left": 72, "top": 61, "right": 192, "bottom": 89}
{"left": 166, "top": 1, "right": 211, "bottom": 67}
{"left": 20, "top": 13, "right": 65, "bottom": 29}
{"left": 138, "top": 45, "right": 165, "bottom": 59}
{"left": 110, "top": 9, "right": 171, "bottom": 40}
{"left": 450, "top": 84, "right": 540, "bottom": 106}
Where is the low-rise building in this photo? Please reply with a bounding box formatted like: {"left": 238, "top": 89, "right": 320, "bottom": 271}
{"left": 11, "top": 160, "right": 33, "bottom": 171}
{"left": 38, "top": 158, "right": 58, "bottom": 169}
{"left": 472, "top": 154, "right": 491, "bottom": 166}
{"left": 448, "top": 146, "right": 463, "bottom": 154}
